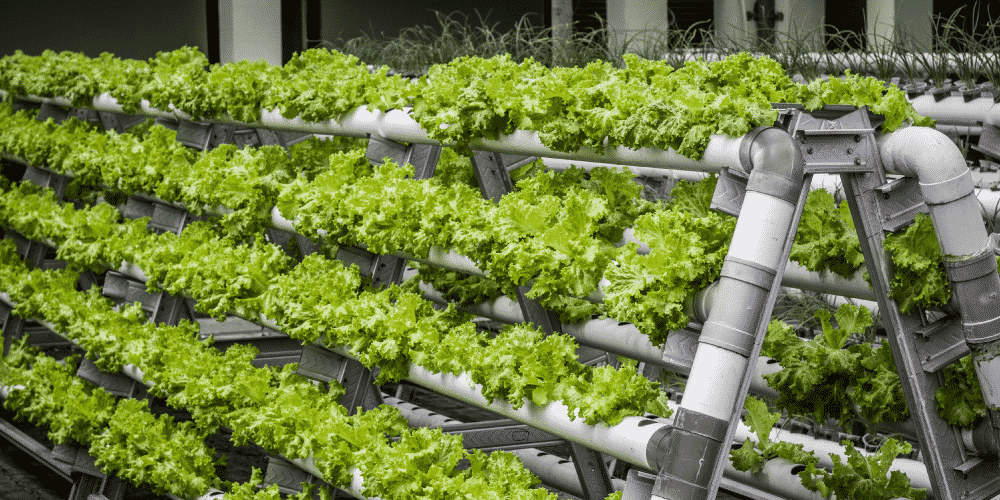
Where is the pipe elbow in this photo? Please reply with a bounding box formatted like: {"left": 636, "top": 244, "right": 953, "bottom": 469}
{"left": 740, "top": 127, "right": 805, "bottom": 203}
{"left": 878, "top": 126, "right": 966, "bottom": 184}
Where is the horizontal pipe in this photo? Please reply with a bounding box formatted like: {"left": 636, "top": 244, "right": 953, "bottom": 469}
{"left": 382, "top": 394, "right": 627, "bottom": 496}
{"left": 409, "top": 271, "right": 782, "bottom": 400}
{"left": 907, "top": 95, "right": 998, "bottom": 128}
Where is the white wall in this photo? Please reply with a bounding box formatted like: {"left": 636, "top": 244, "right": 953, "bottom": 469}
{"left": 218, "top": 0, "right": 282, "bottom": 65}
{"left": 607, "top": 0, "right": 669, "bottom": 54}
{"left": 867, "top": 0, "right": 933, "bottom": 49}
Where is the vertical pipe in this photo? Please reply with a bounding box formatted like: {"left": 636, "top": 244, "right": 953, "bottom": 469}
{"left": 651, "top": 128, "right": 805, "bottom": 500}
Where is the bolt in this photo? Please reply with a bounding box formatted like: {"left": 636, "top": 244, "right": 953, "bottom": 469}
{"left": 846, "top": 148, "right": 853, "bottom": 154}
{"left": 855, "top": 158, "right": 862, "bottom": 165}
{"left": 806, "top": 147, "right": 814, "bottom": 154}
{"left": 854, "top": 135, "right": 861, "bottom": 142}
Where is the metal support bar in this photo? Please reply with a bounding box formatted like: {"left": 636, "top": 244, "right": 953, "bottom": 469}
{"left": 435, "top": 419, "right": 565, "bottom": 452}
{"left": 22, "top": 165, "right": 69, "bottom": 199}
{"left": 840, "top": 117, "right": 1000, "bottom": 498}
{"left": 97, "top": 111, "right": 146, "bottom": 134}
{"left": 569, "top": 442, "right": 617, "bottom": 500}
{"left": 295, "top": 343, "right": 383, "bottom": 415}
{"left": 75, "top": 358, "right": 145, "bottom": 400}
{"left": 35, "top": 102, "right": 69, "bottom": 124}
{"left": 468, "top": 148, "right": 612, "bottom": 499}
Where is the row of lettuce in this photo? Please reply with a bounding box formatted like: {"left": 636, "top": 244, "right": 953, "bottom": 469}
{"left": 0, "top": 47, "right": 934, "bottom": 161}
{"left": 0, "top": 99, "right": 956, "bottom": 342}
{"left": 0, "top": 95, "right": 985, "bottom": 428}
{"left": 0, "top": 155, "right": 929, "bottom": 500}
{"left": 0, "top": 240, "right": 570, "bottom": 499}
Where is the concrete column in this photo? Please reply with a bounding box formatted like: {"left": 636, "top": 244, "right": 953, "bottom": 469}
{"left": 606, "top": 0, "right": 668, "bottom": 55}
{"left": 775, "top": 0, "right": 824, "bottom": 48}
{"left": 716, "top": 0, "right": 824, "bottom": 51}
{"left": 218, "top": 0, "right": 282, "bottom": 65}
{"left": 867, "top": 0, "right": 933, "bottom": 50}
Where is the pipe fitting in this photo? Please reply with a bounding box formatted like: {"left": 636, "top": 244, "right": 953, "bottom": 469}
{"left": 699, "top": 258, "right": 775, "bottom": 358}
{"left": 919, "top": 169, "right": 976, "bottom": 206}
{"left": 942, "top": 248, "right": 1000, "bottom": 345}
{"left": 650, "top": 408, "right": 730, "bottom": 500}
{"left": 740, "top": 127, "right": 805, "bottom": 204}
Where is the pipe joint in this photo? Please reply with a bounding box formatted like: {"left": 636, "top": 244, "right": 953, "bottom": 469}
{"left": 650, "top": 408, "right": 729, "bottom": 500}
{"left": 701, "top": 321, "right": 757, "bottom": 358}
{"left": 720, "top": 257, "right": 777, "bottom": 291}
{"left": 943, "top": 248, "right": 1000, "bottom": 345}
{"left": 740, "top": 127, "right": 804, "bottom": 204}
{"left": 920, "top": 169, "right": 976, "bottom": 206}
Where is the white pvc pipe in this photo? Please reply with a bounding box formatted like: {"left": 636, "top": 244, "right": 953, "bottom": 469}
{"left": 373, "top": 355, "right": 669, "bottom": 470}
{"left": 290, "top": 457, "right": 372, "bottom": 499}
{"left": 907, "top": 96, "right": 998, "bottom": 127}
{"left": 0, "top": 385, "right": 26, "bottom": 398}
{"left": 382, "top": 395, "right": 627, "bottom": 496}
{"left": 726, "top": 191, "right": 797, "bottom": 269}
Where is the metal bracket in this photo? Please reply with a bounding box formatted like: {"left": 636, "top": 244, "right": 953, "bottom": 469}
{"left": 97, "top": 111, "right": 146, "bottom": 134}
{"left": 102, "top": 271, "right": 190, "bottom": 325}
{"left": 263, "top": 456, "right": 326, "bottom": 495}
{"left": 68, "top": 107, "right": 102, "bottom": 126}
{"left": 569, "top": 442, "right": 616, "bottom": 500}
{"left": 973, "top": 123, "right": 1000, "bottom": 162}
{"left": 791, "top": 107, "right": 879, "bottom": 174}
{"left": 35, "top": 103, "right": 69, "bottom": 124}
{"left": 75, "top": 358, "right": 145, "bottom": 399}
{"left": 295, "top": 343, "right": 384, "bottom": 415}
{"left": 176, "top": 120, "right": 236, "bottom": 151}
{"left": 22, "top": 165, "right": 69, "bottom": 199}
{"left": 874, "top": 177, "right": 930, "bottom": 232}
{"left": 470, "top": 150, "right": 537, "bottom": 202}
{"left": 434, "top": 419, "right": 564, "bottom": 452}
{"left": 176, "top": 119, "right": 212, "bottom": 149}
{"left": 366, "top": 136, "right": 443, "bottom": 179}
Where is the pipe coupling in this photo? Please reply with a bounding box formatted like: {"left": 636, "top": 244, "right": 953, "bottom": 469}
{"left": 919, "top": 169, "right": 975, "bottom": 206}
{"left": 943, "top": 247, "right": 1000, "bottom": 344}
{"left": 650, "top": 408, "right": 730, "bottom": 500}
{"left": 738, "top": 126, "right": 771, "bottom": 174}
{"left": 721, "top": 256, "right": 777, "bottom": 290}
{"left": 701, "top": 321, "right": 757, "bottom": 358}
{"left": 740, "top": 127, "right": 805, "bottom": 204}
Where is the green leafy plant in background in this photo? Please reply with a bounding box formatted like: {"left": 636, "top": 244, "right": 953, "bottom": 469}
{"left": 729, "top": 396, "right": 817, "bottom": 473}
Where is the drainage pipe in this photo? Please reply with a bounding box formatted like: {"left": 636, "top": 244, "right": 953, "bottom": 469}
{"left": 650, "top": 127, "right": 807, "bottom": 500}
{"left": 879, "top": 126, "right": 1000, "bottom": 413}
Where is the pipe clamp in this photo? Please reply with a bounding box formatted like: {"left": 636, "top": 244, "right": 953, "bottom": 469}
{"left": 701, "top": 320, "right": 756, "bottom": 358}
{"left": 963, "top": 316, "right": 1000, "bottom": 345}
{"left": 943, "top": 247, "right": 1000, "bottom": 283}
{"left": 721, "top": 257, "right": 777, "bottom": 290}
{"left": 747, "top": 169, "right": 801, "bottom": 204}
{"left": 920, "top": 170, "right": 975, "bottom": 206}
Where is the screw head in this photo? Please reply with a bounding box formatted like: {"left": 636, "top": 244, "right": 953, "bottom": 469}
{"left": 854, "top": 135, "right": 862, "bottom": 142}
{"left": 854, "top": 158, "right": 862, "bottom": 165}
{"left": 846, "top": 148, "right": 853, "bottom": 154}
{"left": 806, "top": 147, "right": 814, "bottom": 154}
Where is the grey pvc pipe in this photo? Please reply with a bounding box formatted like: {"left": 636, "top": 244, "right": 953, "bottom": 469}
{"left": 879, "top": 126, "right": 1000, "bottom": 409}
